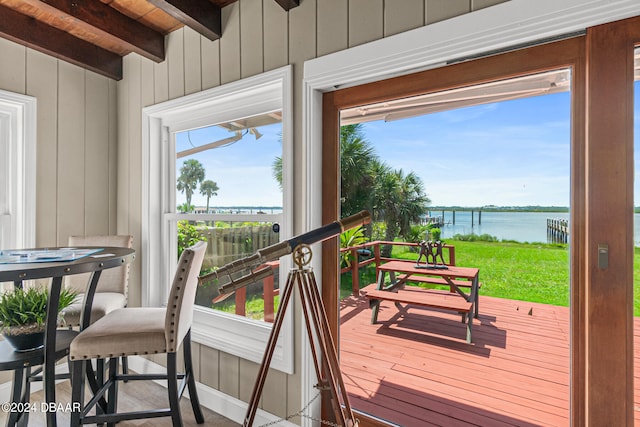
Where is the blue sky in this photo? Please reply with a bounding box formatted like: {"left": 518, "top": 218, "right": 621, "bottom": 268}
{"left": 175, "top": 82, "right": 640, "bottom": 209}
{"left": 360, "top": 92, "right": 572, "bottom": 207}
{"left": 175, "top": 122, "right": 283, "bottom": 208}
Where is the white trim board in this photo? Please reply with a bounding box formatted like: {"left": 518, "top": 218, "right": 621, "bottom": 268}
{"left": 304, "top": 0, "right": 640, "bottom": 91}
{"left": 141, "top": 66, "right": 294, "bottom": 373}
{"left": 0, "top": 89, "right": 36, "bottom": 250}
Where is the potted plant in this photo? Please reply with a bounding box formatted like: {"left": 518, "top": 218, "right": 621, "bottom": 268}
{"left": 0, "top": 286, "right": 77, "bottom": 352}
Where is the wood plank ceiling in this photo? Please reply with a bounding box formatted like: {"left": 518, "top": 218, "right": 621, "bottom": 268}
{"left": 0, "top": 0, "right": 299, "bottom": 80}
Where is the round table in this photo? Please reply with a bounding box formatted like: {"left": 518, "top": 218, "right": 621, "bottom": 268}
{"left": 0, "top": 246, "right": 135, "bottom": 427}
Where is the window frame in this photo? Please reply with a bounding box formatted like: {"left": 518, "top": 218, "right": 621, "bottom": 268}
{"left": 0, "top": 89, "right": 36, "bottom": 251}
{"left": 142, "top": 66, "right": 294, "bottom": 373}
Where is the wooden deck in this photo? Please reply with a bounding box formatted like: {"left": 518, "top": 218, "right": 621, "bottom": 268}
{"left": 339, "top": 293, "right": 573, "bottom": 426}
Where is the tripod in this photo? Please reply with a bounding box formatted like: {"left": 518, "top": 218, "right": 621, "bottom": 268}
{"left": 243, "top": 243, "right": 358, "bottom": 427}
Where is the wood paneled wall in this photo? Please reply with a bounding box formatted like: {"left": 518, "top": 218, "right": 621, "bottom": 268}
{"left": 0, "top": 0, "right": 507, "bottom": 420}
{"left": 0, "top": 40, "right": 118, "bottom": 249}
{"left": 0, "top": 38, "right": 118, "bottom": 386}
{"left": 115, "top": 0, "right": 508, "bottom": 420}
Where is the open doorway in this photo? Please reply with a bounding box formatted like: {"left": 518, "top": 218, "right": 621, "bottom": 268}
{"left": 336, "top": 70, "right": 572, "bottom": 426}
{"left": 633, "top": 45, "right": 640, "bottom": 425}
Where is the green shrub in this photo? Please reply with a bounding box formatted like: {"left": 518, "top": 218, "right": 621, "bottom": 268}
{"left": 178, "top": 220, "right": 207, "bottom": 257}
{"left": 452, "top": 233, "right": 498, "bottom": 242}
{"left": 340, "top": 226, "right": 367, "bottom": 267}
{"left": 371, "top": 222, "right": 386, "bottom": 241}
{"left": 405, "top": 224, "right": 430, "bottom": 243}
{"left": 0, "top": 287, "right": 77, "bottom": 328}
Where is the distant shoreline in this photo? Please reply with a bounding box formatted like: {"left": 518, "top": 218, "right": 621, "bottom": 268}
{"left": 429, "top": 206, "right": 570, "bottom": 213}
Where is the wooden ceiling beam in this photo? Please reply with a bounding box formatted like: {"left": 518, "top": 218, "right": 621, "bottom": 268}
{"left": 148, "top": 0, "right": 221, "bottom": 41}
{"left": 273, "top": 0, "right": 300, "bottom": 11}
{"left": 0, "top": 3, "right": 122, "bottom": 80}
{"left": 9, "top": 0, "right": 165, "bottom": 62}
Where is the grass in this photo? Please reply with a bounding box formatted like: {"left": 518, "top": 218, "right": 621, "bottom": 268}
{"left": 212, "top": 240, "right": 640, "bottom": 317}
{"left": 214, "top": 294, "right": 280, "bottom": 320}
{"left": 343, "top": 240, "right": 640, "bottom": 316}
{"left": 394, "top": 240, "right": 570, "bottom": 306}
{"left": 341, "top": 240, "right": 570, "bottom": 306}
{"left": 340, "top": 240, "right": 640, "bottom": 316}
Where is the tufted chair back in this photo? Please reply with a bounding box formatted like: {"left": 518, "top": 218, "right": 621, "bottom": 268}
{"left": 66, "top": 235, "right": 133, "bottom": 297}
{"left": 165, "top": 241, "right": 206, "bottom": 352}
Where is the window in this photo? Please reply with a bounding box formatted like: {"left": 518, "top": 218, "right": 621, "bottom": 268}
{"left": 142, "top": 67, "right": 293, "bottom": 372}
{"left": 0, "top": 89, "right": 36, "bottom": 251}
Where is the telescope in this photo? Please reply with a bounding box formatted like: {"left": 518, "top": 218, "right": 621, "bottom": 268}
{"left": 199, "top": 210, "right": 371, "bottom": 301}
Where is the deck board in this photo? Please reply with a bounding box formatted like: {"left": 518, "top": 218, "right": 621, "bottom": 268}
{"left": 339, "top": 294, "right": 571, "bottom": 426}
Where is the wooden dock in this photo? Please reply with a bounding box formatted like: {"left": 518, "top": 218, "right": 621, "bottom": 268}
{"left": 547, "top": 218, "right": 569, "bottom": 244}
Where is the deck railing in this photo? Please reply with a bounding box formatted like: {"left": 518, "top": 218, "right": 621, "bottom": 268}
{"left": 219, "top": 260, "right": 279, "bottom": 322}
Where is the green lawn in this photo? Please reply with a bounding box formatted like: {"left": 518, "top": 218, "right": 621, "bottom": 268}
{"left": 341, "top": 240, "right": 640, "bottom": 316}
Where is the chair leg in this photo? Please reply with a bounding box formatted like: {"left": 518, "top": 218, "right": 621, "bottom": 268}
{"left": 8, "top": 368, "right": 29, "bottom": 427}
{"left": 106, "top": 358, "right": 119, "bottom": 427}
{"left": 183, "top": 331, "right": 204, "bottom": 424}
{"left": 96, "top": 358, "right": 105, "bottom": 386}
{"left": 95, "top": 358, "right": 106, "bottom": 421}
{"left": 17, "top": 367, "right": 32, "bottom": 427}
{"left": 70, "top": 360, "right": 85, "bottom": 427}
{"left": 167, "top": 352, "right": 183, "bottom": 427}
{"left": 121, "top": 355, "right": 128, "bottom": 381}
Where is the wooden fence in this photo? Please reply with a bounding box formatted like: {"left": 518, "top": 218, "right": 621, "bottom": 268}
{"left": 195, "top": 224, "right": 280, "bottom": 321}
{"left": 198, "top": 224, "right": 280, "bottom": 269}
{"left": 197, "top": 238, "right": 456, "bottom": 322}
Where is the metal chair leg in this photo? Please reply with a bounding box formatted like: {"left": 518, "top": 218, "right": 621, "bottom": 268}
{"left": 70, "top": 360, "right": 85, "bottom": 427}
{"left": 167, "top": 352, "right": 182, "bottom": 427}
{"left": 7, "top": 367, "right": 30, "bottom": 427}
{"left": 121, "top": 356, "right": 128, "bottom": 381}
{"left": 183, "top": 331, "right": 204, "bottom": 424}
{"left": 17, "top": 367, "right": 32, "bottom": 427}
{"left": 106, "top": 358, "right": 118, "bottom": 427}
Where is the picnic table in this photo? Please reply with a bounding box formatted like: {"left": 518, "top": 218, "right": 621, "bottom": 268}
{"left": 361, "top": 259, "right": 480, "bottom": 343}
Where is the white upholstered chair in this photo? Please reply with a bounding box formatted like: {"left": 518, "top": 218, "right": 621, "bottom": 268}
{"left": 69, "top": 241, "right": 207, "bottom": 427}
{"left": 61, "top": 235, "right": 133, "bottom": 379}
{"left": 61, "top": 235, "right": 133, "bottom": 327}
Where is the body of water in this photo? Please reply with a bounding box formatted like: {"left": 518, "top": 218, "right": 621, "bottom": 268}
{"left": 427, "top": 211, "right": 640, "bottom": 245}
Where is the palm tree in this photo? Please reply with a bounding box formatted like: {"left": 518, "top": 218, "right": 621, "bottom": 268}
{"left": 177, "top": 159, "right": 205, "bottom": 212}
{"left": 372, "top": 164, "right": 401, "bottom": 257}
{"left": 271, "top": 124, "right": 376, "bottom": 215}
{"left": 396, "top": 170, "right": 430, "bottom": 239}
{"left": 272, "top": 156, "right": 283, "bottom": 190}
{"left": 340, "top": 124, "right": 376, "bottom": 217}
{"left": 373, "top": 167, "right": 429, "bottom": 257}
{"left": 200, "top": 180, "right": 219, "bottom": 214}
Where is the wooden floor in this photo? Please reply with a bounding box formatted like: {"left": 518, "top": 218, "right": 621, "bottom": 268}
{"left": 0, "top": 378, "right": 240, "bottom": 426}
{"left": 339, "top": 293, "right": 572, "bottom": 427}
{"left": 5, "top": 294, "right": 640, "bottom": 426}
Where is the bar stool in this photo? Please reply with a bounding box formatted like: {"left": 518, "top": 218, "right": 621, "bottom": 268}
{"left": 69, "top": 241, "right": 206, "bottom": 426}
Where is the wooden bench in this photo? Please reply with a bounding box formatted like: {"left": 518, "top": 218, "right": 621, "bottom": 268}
{"left": 400, "top": 274, "right": 481, "bottom": 318}
{"left": 404, "top": 274, "right": 479, "bottom": 289}
{"left": 361, "top": 283, "right": 473, "bottom": 343}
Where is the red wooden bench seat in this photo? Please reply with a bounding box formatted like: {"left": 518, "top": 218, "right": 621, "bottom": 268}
{"left": 405, "top": 274, "right": 482, "bottom": 289}
{"left": 360, "top": 283, "right": 473, "bottom": 343}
